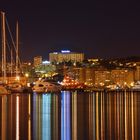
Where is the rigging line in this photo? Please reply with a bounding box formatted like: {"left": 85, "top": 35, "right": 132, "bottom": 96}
{"left": 5, "top": 18, "right": 22, "bottom": 66}
{"left": 6, "top": 41, "right": 11, "bottom": 61}
{"left": 5, "top": 18, "right": 16, "bottom": 52}
{"left": 6, "top": 41, "right": 15, "bottom": 64}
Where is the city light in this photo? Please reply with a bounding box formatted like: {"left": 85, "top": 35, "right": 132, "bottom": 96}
{"left": 16, "top": 76, "right": 20, "bottom": 81}
{"left": 42, "top": 61, "right": 50, "bottom": 64}
{"left": 61, "top": 50, "right": 70, "bottom": 53}
{"left": 25, "top": 73, "right": 29, "bottom": 77}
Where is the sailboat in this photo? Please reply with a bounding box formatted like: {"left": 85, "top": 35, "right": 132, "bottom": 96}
{"left": 0, "top": 11, "right": 32, "bottom": 93}
{"left": 7, "top": 21, "right": 23, "bottom": 92}
{"left": 0, "top": 11, "right": 10, "bottom": 94}
{"left": 7, "top": 21, "right": 32, "bottom": 93}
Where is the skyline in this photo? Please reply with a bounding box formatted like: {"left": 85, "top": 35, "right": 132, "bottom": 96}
{"left": 1, "top": 0, "right": 140, "bottom": 61}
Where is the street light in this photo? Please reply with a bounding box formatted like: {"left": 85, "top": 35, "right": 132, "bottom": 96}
{"left": 25, "top": 73, "right": 29, "bottom": 86}
{"left": 25, "top": 73, "right": 29, "bottom": 78}
{"left": 16, "top": 76, "right": 20, "bottom": 81}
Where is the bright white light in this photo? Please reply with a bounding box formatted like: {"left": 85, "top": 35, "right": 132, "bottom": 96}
{"left": 16, "top": 76, "right": 20, "bottom": 81}
{"left": 61, "top": 50, "right": 70, "bottom": 53}
{"left": 42, "top": 61, "right": 50, "bottom": 64}
{"left": 25, "top": 73, "right": 29, "bottom": 77}
{"left": 130, "top": 82, "right": 134, "bottom": 87}
{"left": 53, "top": 52, "right": 58, "bottom": 54}
{"left": 38, "top": 78, "right": 42, "bottom": 81}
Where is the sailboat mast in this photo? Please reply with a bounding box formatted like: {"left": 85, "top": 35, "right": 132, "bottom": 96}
{"left": 16, "top": 21, "right": 19, "bottom": 76}
{"left": 1, "top": 12, "right": 6, "bottom": 83}
{"left": 11, "top": 49, "right": 13, "bottom": 77}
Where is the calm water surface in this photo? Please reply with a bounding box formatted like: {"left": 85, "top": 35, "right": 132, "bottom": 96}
{"left": 0, "top": 91, "right": 140, "bottom": 140}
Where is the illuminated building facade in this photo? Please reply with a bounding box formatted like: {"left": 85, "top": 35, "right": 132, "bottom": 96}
{"left": 34, "top": 56, "right": 42, "bottom": 67}
{"left": 95, "top": 69, "right": 134, "bottom": 86}
{"left": 134, "top": 66, "right": 140, "bottom": 81}
{"left": 49, "top": 50, "right": 84, "bottom": 63}
{"left": 111, "top": 69, "right": 134, "bottom": 85}
{"left": 95, "top": 70, "right": 111, "bottom": 85}
{"left": 73, "top": 67, "right": 86, "bottom": 83}
{"left": 73, "top": 67, "right": 134, "bottom": 86}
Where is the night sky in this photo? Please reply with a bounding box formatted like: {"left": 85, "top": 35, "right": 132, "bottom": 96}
{"left": 1, "top": 0, "right": 140, "bottom": 61}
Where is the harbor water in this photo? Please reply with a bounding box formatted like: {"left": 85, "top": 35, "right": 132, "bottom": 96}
{"left": 0, "top": 91, "right": 140, "bottom": 140}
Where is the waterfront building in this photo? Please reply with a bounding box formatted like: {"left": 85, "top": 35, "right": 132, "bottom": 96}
{"left": 34, "top": 56, "right": 42, "bottom": 67}
{"left": 65, "top": 67, "right": 95, "bottom": 87}
{"left": 111, "top": 69, "right": 134, "bottom": 86}
{"left": 49, "top": 50, "right": 84, "bottom": 63}
{"left": 84, "top": 68, "right": 95, "bottom": 86}
{"left": 94, "top": 69, "right": 134, "bottom": 86}
{"left": 134, "top": 66, "right": 140, "bottom": 81}
{"left": 73, "top": 67, "right": 86, "bottom": 83}
{"left": 94, "top": 70, "right": 111, "bottom": 86}
{"left": 72, "top": 67, "right": 96, "bottom": 87}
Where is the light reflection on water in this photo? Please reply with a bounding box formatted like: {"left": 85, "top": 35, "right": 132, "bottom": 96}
{"left": 16, "top": 96, "right": 19, "bottom": 140}
{"left": 61, "top": 91, "right": 71, "bottom": 140}
{"left": 0, "top": 91, "right": 140, "bottom": 140}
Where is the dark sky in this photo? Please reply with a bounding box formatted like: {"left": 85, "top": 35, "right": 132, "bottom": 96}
{"left": 1, "top": 0, "right": 140, "bottom": 61}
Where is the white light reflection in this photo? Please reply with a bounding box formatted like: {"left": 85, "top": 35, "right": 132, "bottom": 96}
{"left": 72, "top": 91, "right": 77, "bottom": 140}
{"left": 88, "top": 93, "right": 95, "bottom": 140}
{"left": 101, "top": 92, "right": 105, "bottom": 139}
{"left": 1, "top": 95, "right": 7, "bottom": 140}
{"left": 96, "top": 92, "right": 99, "bottom": 140}
{"left": 93, "top": 94, "right": 96, "bottom": 140}
{"left": 124, "top": 91, "right": 128, "bottom": 140}
{"left": 116, "top": 93, "right": 120, "bottom": 139}
{"left": 16, "top": 96, "right": 19, "bottom": 140}
{"left": 28, "top": 94, "right": 31, "bottom": 140}
{"left": 131, "top": 92, "right": 134, "bottom": 140}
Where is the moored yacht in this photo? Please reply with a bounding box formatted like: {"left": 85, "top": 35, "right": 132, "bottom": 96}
{"left": 7, "top": 82, "right": 24, "bottom": 93}
{"left": 32, "top": 79, "right": 62, "bottom": 93}
{"left": 0, "top": 85, "right": 10, "bottom": 94}
{"left": 7, "top": 82, "right": 33, "bottom": 93}
{"left": 132, "top": 81, "right": 140, "bottom": 90}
